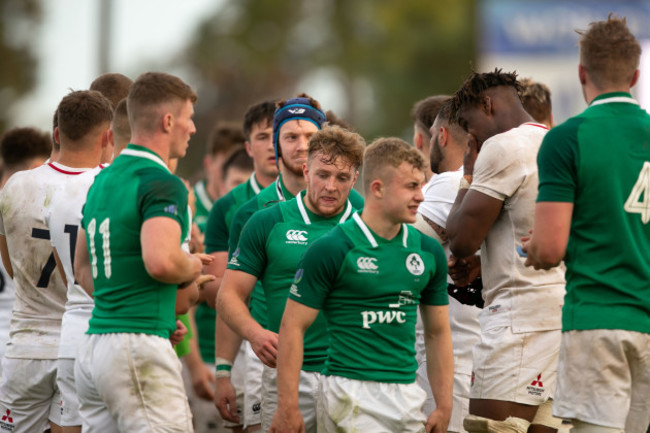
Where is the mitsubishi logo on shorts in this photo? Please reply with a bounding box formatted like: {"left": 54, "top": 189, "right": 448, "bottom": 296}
{"left": 526, "top": 373, "right": 544, "bottom": 397}
{"left": 0, "top": 408, "right": 14, "bottom": 431}
{"left": 286, "top": 229, "right": 308, "bottom": 245}
{"left": 530, "top": 373, "right": 544, "bottom": 387}
{"left": 356, "top": 257, "right": 378, "bottom": 274}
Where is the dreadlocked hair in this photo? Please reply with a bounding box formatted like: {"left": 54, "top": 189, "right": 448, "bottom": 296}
{"left": 449, "top": 68, "right": 521, "bottom": 123}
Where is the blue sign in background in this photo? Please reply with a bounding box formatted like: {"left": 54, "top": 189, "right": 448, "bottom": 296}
{"left": 481, "top": 0, "right": 650, "bottom": 54}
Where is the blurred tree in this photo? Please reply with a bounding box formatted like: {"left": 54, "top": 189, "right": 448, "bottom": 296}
{"left": 0, "top": 0, "right": 42, "bottom": 135}
{"left": 178, "top": 0, "right": 475, "bottom": 177}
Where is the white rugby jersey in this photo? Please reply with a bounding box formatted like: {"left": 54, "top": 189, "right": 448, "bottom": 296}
{"left": 45, "top": 165, "right": 104, "bottom": 359}
{"left": 0, "top": 243, "right": 15, "bottom": 365}
{"left": 416, "top": 168, "right": 481, "bottom": 375}
{"left": 0, "top": 162, "right": 93, "bottom": 359}
{"left": 470, "top": 123, "right": 565, "bottom": 333}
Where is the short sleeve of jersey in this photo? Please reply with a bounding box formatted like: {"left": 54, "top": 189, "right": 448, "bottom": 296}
{"left": 419, "top": 235, "right": 449, "bottom": 306}
{"left": 289, "top": 228, "right": 351, "bottom": 309}
{"left": 419, "top": 172, "right": 460, "bottom": 228}
{"left": 137, "top": 168, "right": 189, "bottom": 228}
{"left": 228, "top": 197, "right": 258, "bottom": 259}
{"left": 226, "top": 205, "right": 280, "bottom": 278}
{"left": 204, "top": 193, "right": 234, "bottom": 254}
{"left": 536, "top": 120, "right": 581, "bottom": 203}
{"left": 471, "top": 139, "right": 522, "bottom": 201}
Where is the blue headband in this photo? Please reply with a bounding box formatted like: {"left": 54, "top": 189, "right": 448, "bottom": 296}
{"left": 272, "top": 97, "right": 326, "bottom": 165}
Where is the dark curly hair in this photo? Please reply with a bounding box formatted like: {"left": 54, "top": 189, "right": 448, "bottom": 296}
{"left": 449, "top": 69, "right": 521, "bottom": 123}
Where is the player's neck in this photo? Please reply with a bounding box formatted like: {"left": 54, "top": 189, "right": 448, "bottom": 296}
{"left": 360, "top": 208, "right": 401, "bottom": 241}
{"left": 253, "top": 170, "right": 276, "bottom": 189}
{"left": 129, "top": 136, "right": 170, "bottom": 166}
{"left": 56, "top": 148, "right": 101, "bottom": 169}
{"left": 279, "top": 168, "right": 306, "bottom": 196}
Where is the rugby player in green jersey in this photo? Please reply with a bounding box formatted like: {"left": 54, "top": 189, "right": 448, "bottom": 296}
{"left": 73, "top": 72, "right": 205, "bottom": 432}
{"left": 217, "top": 124, "right": 365, "bottom": 433}
{"left": 524, "top": 15, "right": 650, "bottom": 433}
{"left": 271, "top": 138, "right": 453, "bottom": 433}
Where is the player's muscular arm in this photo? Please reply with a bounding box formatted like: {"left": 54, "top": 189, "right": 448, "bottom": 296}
{"left": 141, "top": 216, "right": 201, "bottom": 284}
{"left": 73, "top": 227, "right": 94, "bottom": 296}
{"left": 214, "top": 314, "right": 243, "bottom": 423}
{"left": 421, "top": 304, "right": 453, "bottom": 433}
{"left": 447, "top": 189, "right": 502, "bottom": 258}
{"left": 269, "top": 300, "right": 319, "bottom": 433}
{"left": 216, "top": 268, "right": 278, "bottom": 366}
{"left": 523, "top": 202, "right": 573, "bottom": 270}
{"left": 202, "top": 251, "right": 228, "bottom": 309}
{"left": 0, "top": 235, "right": 13, "bottom": 279}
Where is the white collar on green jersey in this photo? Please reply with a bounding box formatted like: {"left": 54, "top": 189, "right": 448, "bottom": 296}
{"left": 297, "top": 191, "right": 353, "bottom": 225}
{"left": 590, "top": 95, "right": 639, "bottom": 107}
{"left": 250, "top": 172, "right": 261, "bottom": 194}
{"left": 352, "top": 212, "right": 408, "bottom": 248}
{"left": 121, "top": 148, "right": 170, "bottom": 172}
{"left": 194, "top": 180, "right": 212, "bottom": 210}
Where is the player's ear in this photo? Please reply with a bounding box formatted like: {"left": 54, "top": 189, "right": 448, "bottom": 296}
{"left": 482, "top": 96, "right": 492, "bottom": 116}
{"left": 370, "top": 178, "right": 384, "bottom": 198}
{"left": 162, "top": 112, "right": 173, "bottom": 133}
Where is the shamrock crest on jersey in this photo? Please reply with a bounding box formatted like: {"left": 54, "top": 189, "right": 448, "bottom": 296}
{"left": 406, "top": 253, "right": 424, "bottom": 276}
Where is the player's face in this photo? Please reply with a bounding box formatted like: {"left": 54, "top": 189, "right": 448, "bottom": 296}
{"left": 221, "top": 166, "right": 253, "bottom": 196}
{"left": 382, "top": 162, "right": 425, "bottom": 224}
{"left": 278, "top": 120, "right": 318, "bottom": 177}
{"left": 457, "top": 103, "right": 496, "bottom": 149}
{"left": 304, "top": 152, "right": 358, "bottom": 217}
{"left": 246, "top": 120, "right": 277, "bottom": 179}
{"left": 170, "top": 99, "right": 196, "bottom": 159}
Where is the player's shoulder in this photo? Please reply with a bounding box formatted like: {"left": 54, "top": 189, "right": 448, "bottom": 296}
{"left": 247, "top": 201, "right": 283, "bottom": 227}
{"left": 308, "top": 224, "right": 352, "bottom": 255}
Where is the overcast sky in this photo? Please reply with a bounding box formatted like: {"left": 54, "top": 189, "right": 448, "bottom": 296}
{"left": 12, "top": 0, "right": 222, "bottom": 129}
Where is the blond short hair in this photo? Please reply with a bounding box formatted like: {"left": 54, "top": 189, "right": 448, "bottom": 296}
{"left": 578, "top": 14, "right": 641, "bottom": 89}
{"left": 362, "top": 137, "right": 426, "bottom": 192}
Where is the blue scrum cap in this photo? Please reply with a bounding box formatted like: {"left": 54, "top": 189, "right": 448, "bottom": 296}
{"left": 272, "top": 96, "right": 326, "bottom": 164}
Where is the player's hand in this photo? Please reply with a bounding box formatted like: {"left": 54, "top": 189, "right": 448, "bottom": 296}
{"left": 463, "top": 134, "right": 480, "bottom": 176}
{"left": 214, "top": 376, "right": 240, "bottom": 423}
{"left": 448, "top": 254, "right": 481, "bottom": 287}
{"left": 250, "top": 329, "right": 279, "bottom": 368}
{"left": 269, "top": 405, "right": 305, "bottom": 433}
{"left": 189, "top": 223, "right": 205, "bottom": 254}
{"left": 425, "top": 408, "right": 450, "bottom": 433}
{"left": 191, "top": 362, "right": 216, "bottom": 401}
{"left": 169, "top": 319, "right": 188, "bottom": 346}
{"left": 194, "top": 253, "right": 214, "bottom": 266}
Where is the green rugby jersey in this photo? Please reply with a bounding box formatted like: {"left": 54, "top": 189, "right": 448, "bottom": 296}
{"left": 195, "top": 174, "right": 262, "bottom": 363}
{"left": 83, "top": 144, "right": 189, "bottom": 338}
{"left": 289, "top": 213, "right": 448, "bottom": 383}
{"left": 227, "top": 192, "right": 358, "bottom": 372}
{"left": 193, "top": 179, "right": 213, "bottom": 233}
{"left": 537, "top": 92, "right": 650, "bottom": 334}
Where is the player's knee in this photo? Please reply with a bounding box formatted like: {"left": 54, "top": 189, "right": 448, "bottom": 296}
{"left": 530, "top": 399, "right": 562, "bottom": 430}
{"left": 570, "top": 420, "right": 624, "bottom": 433}
{"left": 464, "top": 414, "right": 531, "bottom": 433}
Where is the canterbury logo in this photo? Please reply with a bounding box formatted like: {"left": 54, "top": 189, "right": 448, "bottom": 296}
{"left": 286, "top": 230, "right": 308, "bottom": 242}
{"left": 287, "top": 108, "right": 306, "bottom": 114}
{"left": 356, "top": 257, "right": 378, "bottom": 270}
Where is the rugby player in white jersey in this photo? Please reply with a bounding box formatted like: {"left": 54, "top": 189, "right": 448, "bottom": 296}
{"left": 0, "top": 128, "right": 51, "bottom": 380}
{"left": 0, "top": 90, "right": 114, "bottom": 433}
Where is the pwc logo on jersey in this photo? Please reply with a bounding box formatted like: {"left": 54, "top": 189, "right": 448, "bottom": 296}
{"left": 361, "top": 310, "right": 406, "bottom": 329}
{"left": 356, "top": 256, "right": 379, "bottom": 274}
{"left": 406, "top": 253, "right": 424, "bottom": 276}
{"left": 286, "top": 229, "right": 308, "bottom": 245}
